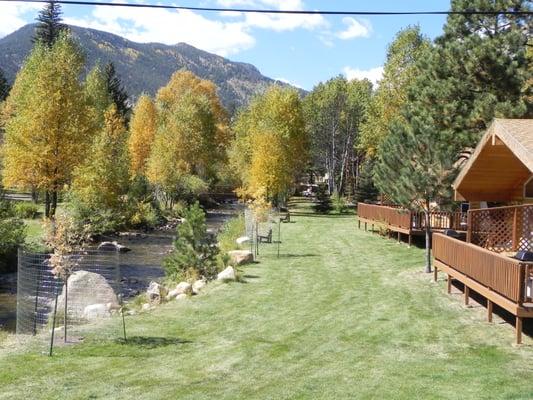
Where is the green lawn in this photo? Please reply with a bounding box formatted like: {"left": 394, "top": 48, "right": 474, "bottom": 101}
{"left": 1, "top": 199, "right": 532, "bottom": 399}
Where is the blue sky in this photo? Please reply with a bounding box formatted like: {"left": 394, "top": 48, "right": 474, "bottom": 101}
{"left": 1, "top": 0, "right": 452, "bottom": 89}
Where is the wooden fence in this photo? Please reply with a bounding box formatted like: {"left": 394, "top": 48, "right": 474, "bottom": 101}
{"left": 468, "top": 204, "right": 533, "bottom": 253}
{"left": 433, "top": 233, "right": 529, "bottom": 304}
{"left": 357, "top": 203, "right": 466, "bottom": 232}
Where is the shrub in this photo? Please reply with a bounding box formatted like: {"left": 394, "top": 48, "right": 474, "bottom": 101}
{"left": 314, "top": 183, "right": 331, "bottom": 213}
{"left": 163, "top": 202, "right": 219, "bottom": 282}
{"left": 67, "top": 196, "right": 125, "bottom": 238}
{"left": 217, "top": 214, "right": 246, "bottom": 255}
{"left": 0, "top": 217, "right": 26, "bottom": 273}
{"left": 128, "top": 201, "right": 161, "bottom": 229}
{"left": 331, "top": 192, "right": 349, "bottom": 214}
{"left": 13, "top": 202, "right": 39, "bottom": 219}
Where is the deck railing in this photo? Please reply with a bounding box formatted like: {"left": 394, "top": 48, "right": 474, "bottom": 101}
{"left": 433, "top": 233, "right": 531, "bottom": 304}
{"left": 357, "top": 203, "right": 466, "bottom": 232}
{"left": 468, "top": 204, "right": 533, "bottom": 253}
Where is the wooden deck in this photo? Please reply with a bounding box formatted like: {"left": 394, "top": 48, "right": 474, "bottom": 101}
{"left": 433, "top": 233, "right": 533, "bottom": 344}
{"left": 357, "top": 203, "right": 466, "bottom": 244}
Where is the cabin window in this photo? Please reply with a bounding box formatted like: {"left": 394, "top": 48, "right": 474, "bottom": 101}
{"left": 525, "top": 176, "right": 533, "bottom": 198}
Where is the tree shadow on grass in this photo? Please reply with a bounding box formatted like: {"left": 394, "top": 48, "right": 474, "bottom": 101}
{"left": 277, "top": 253, "right": 318, "bottom": 258}
{"left": 115, "top": 336, "right": 192, "bottom": 349}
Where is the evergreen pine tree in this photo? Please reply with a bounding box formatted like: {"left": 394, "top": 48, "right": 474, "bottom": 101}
{"left": 104, "top": 62, "right": 130, "bottom": 121}
{"left": 374, "top": 118, "right": 457, "bottom": 273}
{"left": 0, "top": 68, "right": 10, "bottom": 102}
{"left": 354, "top": 160, "right": 378, "bottom": 203}
{"left": 33, "top": 1, "right": 67, "bottom": 47}
{"left": 314, "top": 183, "right": 332, "bottom": 213}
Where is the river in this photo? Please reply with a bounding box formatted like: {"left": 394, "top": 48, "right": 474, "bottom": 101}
{"left": 0, "top": 205, "right": 240, "bottom": 334}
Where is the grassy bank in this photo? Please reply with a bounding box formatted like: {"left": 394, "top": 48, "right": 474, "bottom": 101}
{"left": 0, "top": 199, "right": 532, "bottom": 399}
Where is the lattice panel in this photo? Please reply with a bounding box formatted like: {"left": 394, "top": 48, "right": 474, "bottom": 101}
{"left": 469, "top": 205, "right": 533, "bottom": 253}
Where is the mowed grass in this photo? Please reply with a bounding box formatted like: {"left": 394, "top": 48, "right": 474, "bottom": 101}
{"left": 1, "top": 199, "right": 532, "bottom": 399}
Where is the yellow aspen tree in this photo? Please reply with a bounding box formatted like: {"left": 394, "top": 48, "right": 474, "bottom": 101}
{"left": 71, "top": 104, "right": 129, "bottom": 211}
{"left": 128, "top": 94, "right": 157, "bottom": 176}
{"left": 2, "top": 33, "right": 93, "bottom": 217}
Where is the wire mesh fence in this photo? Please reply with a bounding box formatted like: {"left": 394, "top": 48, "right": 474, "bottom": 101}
{"left": 244, "top": 206, "right": 282, "bottom": 257}
{"left": 16, "top": 247, "right": 121, "bottom": 341}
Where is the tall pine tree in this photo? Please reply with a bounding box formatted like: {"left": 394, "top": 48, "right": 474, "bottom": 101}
{"left": 33, "top": 1, "right": 67, "bottom": 47}
{"left": 104, "top": 62, "right": 130, "bottom": 121}
{"left": 0, "top": 68, "right": 9, "bottom": 102}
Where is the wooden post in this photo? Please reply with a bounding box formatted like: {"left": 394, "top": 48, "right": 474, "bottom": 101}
{"left": 364, "top": 222, "right": 367, "bottom": 232}
{"left": 397, "top": 232, "right": 401, "bottom": 243}
{"left": 408, "top": 234, "right": 412, "bottom": 248}
{"left": 487, "top": 300, "right": 493, "bottom": 323}
{"left": 466, "top": 210, "right": 472, "bottom": 243}
{"left": 433, "top": 265, "right": 438, "bottom": 282}
{"left": 464, "top": 286, "right": 470, "bottom": 306}
{"left": 447, "top": 275, "right": 452, "bottom": 294}
{"left": 511, "top": 207, "right": 519, "bottom": 251}
{"left": 358, "top": 220, "right": 361, "bottom": 229}
{"left": 371, "top": 224, "right": 374, "bottom": 233}
{"left": 516, "top": 317, "right": 523, "bottom": 344}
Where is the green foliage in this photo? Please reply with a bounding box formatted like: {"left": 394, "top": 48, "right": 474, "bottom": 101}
{"left": 66, "top": 195, "right": 125, "bottom": 237}
{"left": 128, "top": 201, "right": 161, "bottom": 230}
{"left": 0, "top": 67, "right": 9, "bottom": 102}
{"left": 104, "top": 62, "right": 130, "bottom": 121}
{"left": 164, "top": 202, "right": 219, "bottom": 282}
{"left": 303, "top": 76, "right": 372, "bottom": 195}
{"left": 331, "top": 192, "right": 349, "bottom": 214}
{"left": 0, "top": 201, "right": 26, "bottom": 272}
{"left": 217, "top": 214, "right": 246, "bottom": 255}
{"left": 358, "top": 26, "right": 430, "bottom": 157}
{"left": 314, "top": 183, "right": 331, "bottom": 213}
{"left": 33, "top": 1, "right": 67, "bottom": 47}
{"left": 355, "top": 160, "right": 379, "bottom": 203}
{"left": 13, "top": 202, "right": 39, "bottom": 219}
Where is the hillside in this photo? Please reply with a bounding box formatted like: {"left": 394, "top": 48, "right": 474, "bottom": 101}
{"left": 0, "top": 24, "right": 294, "bottom": 110}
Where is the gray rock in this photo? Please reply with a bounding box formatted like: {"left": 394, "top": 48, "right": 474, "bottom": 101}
{"left": 192, "top": 279, "right": 207, "bottom": 294}
{"left": 83, "top": 303, "right": 111, "bottom": 319}
{"left": 175, "top": 293, "right": 187, "bottom": 301}
{"left": 217, "top": 266, "right": 236, "bottom": 281}
{"left": 146, "top": 281, "right": 167, "bottom": 303}
{"left": 98, "top": 241, "right": 131, "bottom": 253}
{"left": 228, "top": 250, "right": 253, "bottom": 265}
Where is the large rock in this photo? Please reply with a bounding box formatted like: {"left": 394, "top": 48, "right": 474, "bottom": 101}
{"left": 175, "top": 293, "right": 187, "bottom": 301}
{"left": 166, "top": 282, "right": 192, "bottom": 300}
{"left": 146, "top": 281, "right": 167, "bottom": 304}
{"left": 57, "top": 270, "right": 119, "bottom": 319}
{"left": 192, "top": 279, "right": 207, "bottom": 294}
{"left": 98, "top": 241, "right": 131, "bottom": 253}
{"left": 217, "top": 266, "right": 236, "bottom": 281}
{"left": 228, "top": 250, "right": 253, "bottom": 265}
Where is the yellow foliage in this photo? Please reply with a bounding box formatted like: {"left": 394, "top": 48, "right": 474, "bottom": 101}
{"left": 128, "top": 94, "right": 157, "bottom": 176}
{"left": 2, "top": 35, "right": 94, "bottom": 192}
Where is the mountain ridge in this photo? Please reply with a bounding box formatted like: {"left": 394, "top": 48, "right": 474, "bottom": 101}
{"left": 0, "top": 23, "right": 299, "bottom": 110}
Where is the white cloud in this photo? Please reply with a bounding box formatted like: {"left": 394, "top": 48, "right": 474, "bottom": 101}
{"left": 65, "top": 7, "right": 255, "bottom": 57}
{"left": 336, "top": 17, "right": 372, "bottom": 39}
{"left": 343, "top": 66, "right": 384, "bottom": 86}
{"left": 0, "top": 2, "right": 41, "bottom": 38}
{"left": 61, "top": 0, "right": 326, "bottom": 57}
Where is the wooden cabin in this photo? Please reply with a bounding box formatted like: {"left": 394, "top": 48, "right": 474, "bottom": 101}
{"left": 433, "top": 119, "right": 533, "bottom": 344}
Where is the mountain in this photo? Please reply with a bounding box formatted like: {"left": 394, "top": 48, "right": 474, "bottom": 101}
{"left": 0, "top": 24, "right": 297, "bottom": 110}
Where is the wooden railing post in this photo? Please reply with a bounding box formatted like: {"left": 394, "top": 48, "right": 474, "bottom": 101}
{"left": 512, "top": 207, "right": 519, "bottom": 251}
{"left": 466, "top": 210, "right": 472, "bottom": 243}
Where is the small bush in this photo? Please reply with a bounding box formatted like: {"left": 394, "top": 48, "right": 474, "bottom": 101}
{"left": 0, "top": 217, "right": 26, "bottom": 273}
{"left": 128, "top": 201, "right": 161, "bottom": 229}
{"left": 163, "top": 202, "right": 219, "bottom": 282}
{"left": 331, "top": 192, "right": 349, "bottom": 214}
{"left": 13, "top": 202, "right": 39, "bottom": 219}
{"left": 217, "top": 214, "right": 246, "bottom": 255}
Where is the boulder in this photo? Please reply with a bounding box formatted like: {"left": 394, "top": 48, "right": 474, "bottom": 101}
{"left": 228, "top": 250, "right": 253, "bottom": 265}
{"left": 192, "top": 279, "right": 207, "bottom": 294}
{"left": 141, "top": 303, "right": 151, "bottom": 311}
{"left": 217, "top": 266, "right": 236, "bottom": 281}
{"left": 236, "top": 236, "right": 251, "bottom": 245}
{"left": 146, "top": 281, "right": 167, "bottom": 303}
{"left": 98, "top": 241, "right": 131, "bottom": 253}
{"left": 175, "top": 293, "right": 187, "bottom": 301}
{"left": 57, "top": 271, "right": 119, "bottom": 319}
{"left": 175, "top": 281, "right": 192, "bottom": 295}
{"left": 83, "top": 303, "right": 111, "bottom": 319}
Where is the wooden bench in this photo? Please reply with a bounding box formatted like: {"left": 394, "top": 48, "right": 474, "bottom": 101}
{"left": 258, "top": 228, "right": 273, "bottom": 243}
